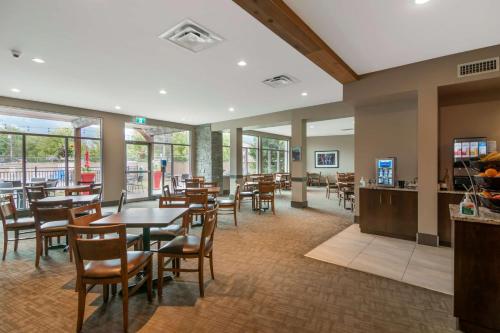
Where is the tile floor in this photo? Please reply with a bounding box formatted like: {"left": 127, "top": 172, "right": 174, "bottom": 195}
{"left": 305, "top": 224, "right": 453, "bottom": 295}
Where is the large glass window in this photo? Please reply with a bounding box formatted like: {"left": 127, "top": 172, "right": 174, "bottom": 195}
{"left": 222, "top": 131, "right": 230, "bottom": 176}
{"left": 0, "top": 107, "right": 102, "bottom": 209}
{"left": 261, "top": 137, "right": 289, "bottom": 174}
{"left": 243, "top": 135, "right": 259, "bottom": 175}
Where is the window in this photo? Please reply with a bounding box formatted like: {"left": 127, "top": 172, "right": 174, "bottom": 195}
{"left": 222, "top": 131, "right": 230, "bottom": 176}
{"left": 243, "top": 135, "right": 259, "bottom": 175}
{"left": 261, "top": 137, "right": 289, "bottom": 174}
{"left": 0, "top": 107, "right": 102, "bottom": 209}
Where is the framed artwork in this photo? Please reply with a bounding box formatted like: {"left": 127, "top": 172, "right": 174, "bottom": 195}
{"left": 292, "top": 146, "right": 301, "bottom": 161}
{"left": 315, "top": 150, "right": 339, "bottom": 168}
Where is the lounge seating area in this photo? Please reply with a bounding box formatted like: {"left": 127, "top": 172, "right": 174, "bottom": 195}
{"left": 2, "top": 1, "right": 500, "bottom": 332}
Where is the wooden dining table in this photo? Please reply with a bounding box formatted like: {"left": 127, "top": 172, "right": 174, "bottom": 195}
{"left": 90, "top": 207, "right": 189, "bottom": 251}
{"left": 37, "top": 194, "right": 99, "bottom": 205}
{"left": 185, "top": 186, "right": 220, "bottom": 195}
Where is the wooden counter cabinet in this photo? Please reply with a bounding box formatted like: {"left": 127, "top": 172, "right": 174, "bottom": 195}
{"left": 359, "top": 188, "right": 418, "bottom": 241}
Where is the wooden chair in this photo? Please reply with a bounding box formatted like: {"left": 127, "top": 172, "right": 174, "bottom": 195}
{"left": 239, "top": 183, "right": 255, "bottom": 211}
{"left": 325, "top": 176, "right": 338, "bottom": 199}
{"left": 0, "top": 194, "right": 36, "bottom": 260}
{"left": 217, "top": 184, "right": 239, "bottom": 226}
{"left": 185, "top": 179, "right": 200, "bottom": 188}
{"left": 150, "top": 197, "right": 190, "bottom": 249}
{"left": 68, "top": 224, "right": 153, "bottom": 332}
{"left": 69, "top": 203, "right": 142, "bottom": 250}
{"left": 186, "top": 188, "right": 213, "bottom": 227}
{"left": 90, "top": 183, "right": 103, "bottom": 201}
{"left": 157, "top": 208, "right": 217, "bottom": 298}
{"left": 307, "top": 172, "right": 321, "bottom": 186}
{"left": 24, "top": 186, "right": 47, "bottom": 204}
{"left": 118, "top": 190, "right": 127, "bottom": 213}
{"left": 31, "top": 199, "right": 73, "bottom": 267}
{"left": 257, "top": 181, "right": 275, "bottom": 215}
{"left": 65, "top": 186, "right": 91, "bottom": 196}
{"left": 171, "top": 177, "right": 185, "bottom": 195}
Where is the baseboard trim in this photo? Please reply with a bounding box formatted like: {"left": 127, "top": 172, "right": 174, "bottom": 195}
{"left": 291, "top": 200, "right": 308, "bottom": 208}
{"left": 354, "top": 215, "right": 360, "bottom": 224}
{"left": 417, "top": 233, "right": 439, "bottom": 247}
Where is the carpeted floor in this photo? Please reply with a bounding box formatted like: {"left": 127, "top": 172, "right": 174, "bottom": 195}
{"left": 0, "top": 187, "right": 457, "bottom": 332}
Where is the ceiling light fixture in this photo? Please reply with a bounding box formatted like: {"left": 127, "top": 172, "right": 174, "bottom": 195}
{"left": 237, "top": 60, "right": 247, "bottom": 67}
{"left": 10, "top": 88, "right": 20, "bottom": 93}
{"left": 414, "top": 0, "right": 430, "bottom": 4}
{"left": 301, "top": 92, "right": 308, "bottom": 96}
{"left": 228, "top": 107, "right": 235, "bottom": 112}
{"left": 32, "top": 58, "right": 45, "bottom": 64}
{"left": 159, "top": 89, "right": 167, "bottom": 95}
{"left": 114, "top": 105, "right": 121, "bottom": 110}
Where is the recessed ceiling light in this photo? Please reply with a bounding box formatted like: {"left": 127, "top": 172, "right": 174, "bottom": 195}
{"left": 159, "top": 89, "right": 167, "bottom": 95}
{"left": 414, "top": 0, "right": 430, "bottom": 4}
{"left": 114, "top": 105, "right": 121, "bottom": 110}
{"left": 301, "top": 92, "right": 308, "bottom": 96}
{"left": 228, "top": 107, "right": 235, "bottom": 112}
{"left": 237, "top": 60, "right": 247, "bottom": 67}
{"left": 10, "top": 88, "right": 21, "bottom": 93}
{"left": 32, "top": 58, "right": 45, "bottom": 64}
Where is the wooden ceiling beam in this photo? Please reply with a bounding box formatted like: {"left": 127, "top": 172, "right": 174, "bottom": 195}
{"left": 233, "top": 0, "right": 359, "bottom": 84}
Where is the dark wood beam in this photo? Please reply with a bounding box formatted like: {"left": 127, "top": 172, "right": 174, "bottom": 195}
{"left": 233, "top": 0, "right": 358, "bottom": 83}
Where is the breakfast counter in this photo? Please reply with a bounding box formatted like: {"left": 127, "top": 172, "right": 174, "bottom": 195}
{"left": 450, "top": 204, "right": 500, "bottom": 333}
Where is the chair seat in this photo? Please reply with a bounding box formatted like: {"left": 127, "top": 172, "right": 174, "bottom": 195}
{"left": 101, "top": 211, "right": 114, "bottom": 218}
{"left": 189, "top": 203, "right": 215, "bottom": 210}
{"left": 158, "top": 235, "right": 212, "bottom": 255}
{"left": 83, "top": 251, "right": 152, "bottom": 279}
{"left": 217, "top": 199, "right": 234, "bottom": 206}
{"left": 40, "top": 220, "right": 68, "bottom": 232}
{"left": 5, "top": 217, "right": 35, "bottom": 229}
{"left": 150, "top": 224, "right": 184, "bottom": 240}
{"left": 240, "top": 191, "right": 254, "bottom": 197}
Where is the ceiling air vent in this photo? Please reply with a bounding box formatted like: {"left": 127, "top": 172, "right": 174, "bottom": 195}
{"left": 262, "top": 75, "right": 299, "bottom": 88}
{"left": 457, "top": 57, "right": 499, "bottom": 78}
{"left": 159, "top": 19, "right": 223, "bottom": 53}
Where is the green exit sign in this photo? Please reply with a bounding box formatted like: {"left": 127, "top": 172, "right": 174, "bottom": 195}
{"left": 133, "top": 116, "right": 147, "bottom": 125}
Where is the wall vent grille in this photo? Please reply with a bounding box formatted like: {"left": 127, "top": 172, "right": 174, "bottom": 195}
{"left": 457, "top": 57, "right": 499, "bottom": 78}
{"left": 159, "top": 19, "right": 223, "bottom": 53}
{"left": 262, "top": 75, "right": 299, "bottom": 88}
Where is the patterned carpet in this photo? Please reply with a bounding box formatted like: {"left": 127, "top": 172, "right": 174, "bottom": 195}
{"left": 0, "top": 188, "right": 457, "bottom": 333}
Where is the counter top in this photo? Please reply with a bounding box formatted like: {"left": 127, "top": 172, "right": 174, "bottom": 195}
{"left": 438, "top": 190, "right": 466, "bottom": 195}
{"left": 449, "top": 204, "right": 500, "bottom": 226}
{"left": 360, "top": 186, "right": 418, "bottom": 192}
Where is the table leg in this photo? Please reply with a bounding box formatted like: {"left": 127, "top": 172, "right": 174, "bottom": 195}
{"left": 142, "top": 227, "right": 150, "bottom": 251}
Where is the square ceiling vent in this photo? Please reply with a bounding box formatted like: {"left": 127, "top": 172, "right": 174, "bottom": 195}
{"left": 159, "top": 19, "right": 223, "bottom": 53}
{"left": 262, "top": 75, "right": 300, "bottom": 88}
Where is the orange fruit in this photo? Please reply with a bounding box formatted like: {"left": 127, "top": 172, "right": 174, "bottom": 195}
{"left": 485, "top": 168, "right": 498, "bottom": 177}
{"left": 478, "top": 172, "right": 486, "bottom": 177}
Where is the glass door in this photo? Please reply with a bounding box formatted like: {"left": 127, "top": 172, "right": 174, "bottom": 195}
{"left": 126, "top": 143, "right": 150, "bottom": 200}
{"left": 152, "top": 144, "right": 172, "bottom": 196}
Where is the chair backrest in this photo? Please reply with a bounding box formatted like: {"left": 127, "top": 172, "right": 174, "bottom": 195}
{"left": 118, "top": 190, "right": 127, "bottom": 213}
{"left": 0, "top": 194, "right": 17, "bottom": 226}
{"left": 90, "top": 183, "right": 103, "bottom": 200}
{"left": 69, "top": 203, "right": 103, "bottom": 226}
{"left": 199, "top": 208, "right": 217, "bottom": 253}
{"left": 234, "top": 184, "right": 240, "bottom": 203}
{"left": 263, "top": 174, "right": 274, "bottom": 182}
{"left": 68, "top": 224, "right": 127, "bottom": 277}
{"left": 25, "top": 186, "right": 47, "bottom": 203}
{"left": 65, "top": 186, "right": 90, "bottom": 196}
{"left": 258, "top": 181, "right": 275, "bottom": 195}
{"left": 31, "top": 199, "right": 73, "bottom": 229}
{"left": 77, "top": 180, "right": 94, "bottom": 186}
{"left": 31, "top": 177, "right": 46, "bottom": 182}
{"left": 171, "top": 177, "right": 178, "bottom": 190}
{"left": 185, "top": 181, "right": 200, "bottom": 188}
{"left": 159, "top": 196, "right": 189, "bottom": 208}
{"left": 185, "top": 188, "right": 208, "bottom": 206}
{"left": 202, "top": 181, "right": 218, "bottom": 188}
{"left": 163, "top": 184, "right": 171, "bottom": 197}
{"left": 46, "top": 179, "right": 59, "bottom": 188}
{"left": 194, "top": 176, "right": 205, "bottom": 182}
{"left": 325, "top": 176, "right": 330, "bottom": 186}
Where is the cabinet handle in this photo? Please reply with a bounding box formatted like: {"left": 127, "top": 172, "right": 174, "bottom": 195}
{"left": 389, "top": 194, "right": 392, "bottom": 205}
{"left": 379, "top": 194, "right": 382, "bottom": 205}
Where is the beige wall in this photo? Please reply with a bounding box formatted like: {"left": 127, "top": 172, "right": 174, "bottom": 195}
{"left": 439, "top": 100, "right": 500, "bottom": 180}
{"left": 306, "top": 135, "right": 354, "bottom": 180}
{"left": 0, "top": 96, "right": 194, "bottom": 203}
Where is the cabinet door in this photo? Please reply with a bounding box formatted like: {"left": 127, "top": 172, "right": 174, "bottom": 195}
{"left": 388, "top": 191, "right": 418, "bottom": 240}
{"left": 360, "top": 189, "right": 387, "bottom": 234}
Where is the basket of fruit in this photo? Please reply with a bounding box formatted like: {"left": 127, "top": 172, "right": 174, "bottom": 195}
{"left": 478, "top": 192, "right": 500, "bottom": 213}
{"left": 470, "top": 152, "right": 500, "bottom": 171}
{"left": 474, "top": 168, "right": 500, "bottom": 190}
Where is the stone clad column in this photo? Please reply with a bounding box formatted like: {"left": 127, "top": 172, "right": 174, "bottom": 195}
{"left": 229, "top": 127, "right": 243, "bottom": 193}
{"left": 417, "top": 86, "right": 439, "bottom": 246}
{"left": 291, "top": 118, "right": 307, "bottom": 208}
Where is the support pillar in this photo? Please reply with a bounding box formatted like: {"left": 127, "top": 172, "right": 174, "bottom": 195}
{"left": 229, "top": 127, "right": 243, "bottom": 193}
{"left": 74, "top": 127, "right": 82, "bottom": 184}
{"left": 291, "top": 118, "right": 307, "bottom": 208}
{"left": 417, "top": 86, "right": 439, "bottom": 246}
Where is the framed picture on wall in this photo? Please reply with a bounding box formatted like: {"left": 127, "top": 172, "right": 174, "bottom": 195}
{"left": 315, "top": 150, "right": 339, "bottom": 168}
{"left": 292, "top": 146, "right": 301, "bottom": 161}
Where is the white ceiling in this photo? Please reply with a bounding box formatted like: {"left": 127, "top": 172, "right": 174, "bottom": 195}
{"left": 0, "top": 0, "right": 342, "bottom": 125}
{"left": 256, "top": 117, "right": 355, "bottom": 137}
{"left": 284, "top": 0, "right": 500, "bottom": 74}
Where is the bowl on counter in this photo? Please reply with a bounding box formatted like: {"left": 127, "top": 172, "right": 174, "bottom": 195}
{"left": 474, "top": 175, "right": 500, "bottom": 191}
{"left": 478, "top": 194, "right": 500, "bottom": 213}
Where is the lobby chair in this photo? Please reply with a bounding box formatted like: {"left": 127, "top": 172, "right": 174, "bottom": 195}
{"left": 24, "top": 186, "right": 47, "bottom": 204}
{"left": 239, "top": 184, "right": 255, "bottom": 211}
{"left": 157, "top": 208, "right": 217, "bottom": 298}
{"left": 257, "top": 181, "right": 276, "bottom": 215}
{"left": 68, "top": 224, "right": 153, "bottom": 333}
{"left": 31, "top": 199, "right": 73, "bottom": 267}
{"left": 0, "top": 194, "right": 36, "bottom": 260}
{"left": 217, "top": 184, "right": 239, "bottom": 226}
{"left": 186, "top": 188, "right": 214, "bottom": 228}
{"left": 151, "top": 196, "right": 190, "bottom": 249}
